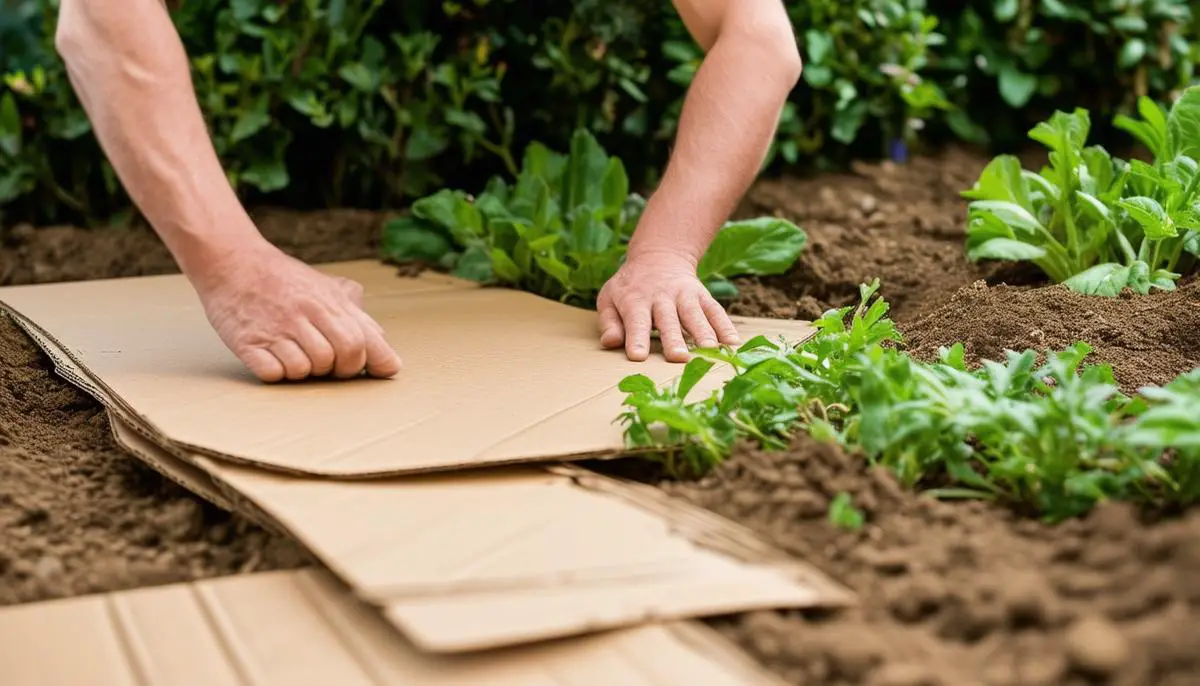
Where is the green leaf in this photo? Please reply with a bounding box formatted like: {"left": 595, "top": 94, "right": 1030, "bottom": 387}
{"left": 804, "top": 30, "right": 834, "bottom": 64}
{"left": 704, "top": 278, "right": 740, "bottom": 301}
{"left": 0, "top": 92, "right": 21, "bottom": 157}
{"left": 1167, "top": 86, "right": 1200, "bottom": 160}
{"left": 490, "top": 248, "right": 522, "bottom": 282}
{"left": 339, "top": 63, "right": 379, "bottom": 92}
{"left": 967, "top": 237, "right": 1048, "bottom": 261}
{"left": 1115, "top": 96, "right": 1169, "bottom": 161}
{"left": 961, "top": 155, "right": 1031, "bottom": 207}
{"left": 696, "top": 218, "right": 808, "bottom": 280}
{"left": 1118, "top": 197, "right": 1176, "bottom": 239}
{"left": 241, "top": 158, "right": 288, "bottom": 192}
{"left": 563, "top": 128, "right": 609, "bottom": 211}
{"left": 968, "top": 200, "right": 1048, "bottom": 235}
{"left": 677, "top": 358, "right": 717, "bottom": 399}
{"left": 452, "top": 245, "right": 493, "bottom": 282}
{"left": 601, "top": 158, "right": 629, "bottom": 216}
{"left": 230, "top": 105, "right": 271, "bottom": 143}
{"left": 993, "top": 0, "right": 1019, "bottom": 21}
{"left": 1118, "top": 38, "right": 1147, "bottom": 68}
{"left": 831, "top": 101, "right": 867, "bottom": 144}
{"left": 1029, "top": 108, "right": 1090, "bottom": 154}
{"left": 1063, "top": 263, "right": 1133, "bottom": 296}
{"left": 405, "top": 128, "right": 449, "bottom": 161}
{"left": 411, "top": 189, "right": 466, "bottom": 231}
{"left": 1075, "top": 191, "right": 1112, "bottom": 223}
{"left": 618, "top": 374, "right": 657, "bottom": 394}
{"left": 381, "top": 217, "right": 452, "bottom": 262}
{"left": 828, "top": 492, "right": 865, "bottom": 530}
{"left": 803, "top": 65, "right": 833, "bottom": 88}
{"left": 998, "top": 65, "right": 1038, "bottom": 108}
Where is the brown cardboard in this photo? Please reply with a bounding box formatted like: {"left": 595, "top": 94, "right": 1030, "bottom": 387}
{"left": 0, "top": 261, "right": 815, "bottom": 476}
{"left": 0, "top": 569, "right": 790, "bottom": 685}
{"left": 105, "top": 414, "right": 851, "bottom": 653}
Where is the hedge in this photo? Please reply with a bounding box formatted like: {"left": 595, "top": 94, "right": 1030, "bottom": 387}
{"left": 1, "top": 0, "right": 1197, "bottom": 228}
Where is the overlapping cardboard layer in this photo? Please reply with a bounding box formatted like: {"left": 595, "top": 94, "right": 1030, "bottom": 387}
{"left": 0, "top": 570, "right": 790, "bottom": 686}
{"left": 0, "top": 261, "right": 850, "bottom": 654}
{"left": 0, "top": 260, "right": 814, "bottom": 476}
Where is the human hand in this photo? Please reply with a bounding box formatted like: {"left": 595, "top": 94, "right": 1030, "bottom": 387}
{"left": 190, "top": 241, "right": 402, "bottom": 382}
{"left": 596, "top": 250, "right": 741, "bottom": 362}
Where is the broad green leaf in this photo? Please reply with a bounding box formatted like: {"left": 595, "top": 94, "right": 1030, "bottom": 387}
{"left": 380, "top": 217, "right": 452, "bottom": 262}
{"left": 618, "top": 374, "right": 657, "bottom": 394}
{"left": 521, "top": 141, "right": 568, "bottom": 188}
{"left": 1075, "top": 191, "right": 1112, "bottom": 223}
{"left": 1167, "top": 86, "right": 1200, "bottom": 160}
{"left": 339, "top": 63, "right": 379, "bottom": 92}
{"left": 968, "top": 200, "right": 1047, "bottom": 235}
{"left": 993, "top": 0, "right": 1019, "bottom": 21}
{"left": 241, "top": 158, "right": 288, "bottom": 192}
{"left": 696, "top": 218, "right": 807, "bottom": 280}
{"left": 568, "top": 212, "right": 614, "bottom": 255}
{"left": 490, "top": 248, "right": 522, "bottom": 282}
{"left": 563, "top": 128, "right": 609, "bottom": 211}
{"left": 704, "top": 278, "right": 740, "bottom": 301}
{"left": 831, "top": 100, "right": 868, "bottom": 144}
{"left": 533, "top": 252, "right": 573, "bottom": 291}
{"left": 967, "top": 237, "right": 1048, "bottom": 261}
{"left": 601, "top": 158, "right": 629, "bottom": 216}
{"left": 1029, "top": 108, "right": 1090, "bottom": 154}
{"left": 1118, "top": 197, "right": 1175, "bottom": 239}
{"left": 805, "top": 30, "right": 834, "bottom": 64}
{"left": 452, "top": 245, "right": 493, "bottom": 282}
{"left": 1118, "top": 38, "right": 1147, "bottom": 68}
{"left": 405, "top": 127, "right": 449, "bottom": 161}
{"left": 411, "top": 189, "right": 466, "bottom": 231}
{"left": 1063, "top": 263, "right": 1132, "bottom": 296}
{"left": 677, "top": 358, "right": 717, "bottom": 399}
{"left": 961, "top": 155, "right": 1031, "bottom": 208}
{"left": 998, "top": 65, "right": 1037, "bottom": 108}
{"left": 230, "top": 103, "right": 271, "bottom": 143}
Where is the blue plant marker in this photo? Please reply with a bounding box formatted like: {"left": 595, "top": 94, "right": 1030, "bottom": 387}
{"left": 889, "top": 138, "right": 909, "bottom": 164}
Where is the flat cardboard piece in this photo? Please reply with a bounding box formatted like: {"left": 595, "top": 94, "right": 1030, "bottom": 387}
{"left": 0, "top": 570, "right": 790, "bottom": 686}
{"left": 0, "top": 260, "right": 815, "bottom": 476}
{"left": 108, "top": 415, "right": 851, "bottom": 653}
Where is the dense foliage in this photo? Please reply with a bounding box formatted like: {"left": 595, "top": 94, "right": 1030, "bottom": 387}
{"left": 1, "top": 0, "right": 1197, "bottom": 228}
{"left": 382, "top": 128, "right": 807, "bottom": 307}
{"left": 962, "top": 84, "right": 1200, "bottom": 295}
{"left": 617, "top": 281, "right": 1200, "bottom": 522}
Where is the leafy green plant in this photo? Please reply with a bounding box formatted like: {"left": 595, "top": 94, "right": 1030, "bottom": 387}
{"left": 617, "top": 279, "right": 1200, "bottom": 521}
{"left": 961, "top": 85, "right": 1200, "bottom": 295}
{"left": 828, "top": 492, "right": 866, "bottom": 530}
{"left": 381, "top": 128, "right": 807, "bottom": 307}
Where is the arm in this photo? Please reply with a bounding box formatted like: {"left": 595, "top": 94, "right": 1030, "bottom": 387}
{"left": 626, "top": 0, "right": 802, "bottom": 265}
{"left": 54, "top": 0, "right": 401, "bottom": 382}
{"left": 597, "top": 0, "right": 801, "bottom": 362}
{"left": 54, "top": 0, "right": 264, "bottom": 278}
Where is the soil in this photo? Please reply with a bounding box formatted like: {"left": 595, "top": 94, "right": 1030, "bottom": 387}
{"left": 3, "top": 145, "right": 1199, "bottom": 684}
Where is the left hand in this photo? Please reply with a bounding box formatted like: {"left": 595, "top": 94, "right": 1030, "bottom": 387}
{"left": 596, "top": 250, "right": 741, "bottom": 362}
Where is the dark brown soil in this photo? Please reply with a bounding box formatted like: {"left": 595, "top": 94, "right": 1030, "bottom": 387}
{"left": 903, "top": 279, "right": 1200, "bottom": 395}
{"left": 671, "top": 434, "right": 1200, "bottom": 686}
{"left": 3, "top": 147, "right": 1199, "bottom": 686}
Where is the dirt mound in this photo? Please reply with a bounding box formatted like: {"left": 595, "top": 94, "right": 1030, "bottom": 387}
{"left": 667, "top": 433, "right": 1200, "bottom": 686}
{"left": 902, "top": 279, "right": 1200, "bottom": 393}
{"left": 0, "top": 314, "right": 310, "bottom": 605}
{"left": 728, "top": 146, "right": 1006, "bottom": 324}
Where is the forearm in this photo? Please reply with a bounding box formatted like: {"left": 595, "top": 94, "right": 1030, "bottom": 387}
{"left": 628, "top": 7, "right": 801, "bottom": 266}
{"left": 55, "top": 0, "right": 264, "bottom": 282}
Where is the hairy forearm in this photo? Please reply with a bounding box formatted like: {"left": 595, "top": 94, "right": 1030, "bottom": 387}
{"left": 55, "top": 0, "right": 263, "bottom": 281}
{"left": 628, "top": 16, "right": 801, "bottom": 266}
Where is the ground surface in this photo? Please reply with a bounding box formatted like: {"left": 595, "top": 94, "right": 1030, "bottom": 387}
{"left": 3, "top": 148, "right": 1198, "bottom": 684}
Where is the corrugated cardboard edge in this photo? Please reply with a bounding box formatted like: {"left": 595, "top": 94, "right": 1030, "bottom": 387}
{"left": 0, "top": 569, "right": 791, "bottom": 686}
{"left": 0, "top": 271, "right": 817, "bottom": 478}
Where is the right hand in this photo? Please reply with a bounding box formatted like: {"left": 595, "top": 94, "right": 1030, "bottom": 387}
{"left": 190, "top": 241, "right": 402, "bottom": 383}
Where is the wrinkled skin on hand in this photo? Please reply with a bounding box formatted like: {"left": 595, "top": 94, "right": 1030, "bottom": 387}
{"left": 596, "top": 250, "right": 741, "bottom": 362}
{"left": 192, "top": 243, "right": 402, "bottom": 383}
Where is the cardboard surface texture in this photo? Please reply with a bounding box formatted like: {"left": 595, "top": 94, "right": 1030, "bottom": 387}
{"left": 0, "top": 260, "right": 815, "bottom": 476}
{"left": 0, "top": 570, "right": 790, "bottom": 686}
{"left": 0, "top": 261, "right": 851, "bottom": 654}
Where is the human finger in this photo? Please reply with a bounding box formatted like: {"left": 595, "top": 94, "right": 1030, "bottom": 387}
{"left": 293, "top": 320, "right": 336, "bottom": 377}
{"left": 269, "top": 339, "right": 314, "bottom": 381}
{"left": 700, "top": 292, "right": 741, "bottom": 346}
{"left": 620, "top": 299, "right": 653, "bottom": 362}
{"left": 653, "top": 298, "right": 689, "bottom": 363}
{"left": 315, "top": 310, "right": 368, "bottom": 378}
{"left": 242, "top": 347, "right": 286, "bottom": 384}
{"left": 351, "top": 308, "right": 402, "bottom": 378}
{"left": 678, "top": 292, "right": 718, "bottom": 348}
{"left": 598, "top": 300, "right": 625, "bottom": 349}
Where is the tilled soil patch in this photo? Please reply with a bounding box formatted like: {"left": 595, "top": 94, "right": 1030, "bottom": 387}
{"left": 669, "top": 435, "right": 1200, "bottom": 686}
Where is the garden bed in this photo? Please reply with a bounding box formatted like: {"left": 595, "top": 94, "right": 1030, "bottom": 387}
{"left": 2, "top": 145, "right": 1198, "bottom": 685}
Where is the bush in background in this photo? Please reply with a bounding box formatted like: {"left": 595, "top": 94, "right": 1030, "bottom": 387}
{"left": 0, "top": 0, "right": 1197, "bottom": 229}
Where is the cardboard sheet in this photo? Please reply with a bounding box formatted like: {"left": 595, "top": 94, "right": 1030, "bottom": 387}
{"left": 0, "top": 570, "right": 790, "bottom": 686}
{"left": 109, "top": 415, "right": 851, "bottom": 653}
{"left": 0, "top": 260, "right": 815, "bottom": 476}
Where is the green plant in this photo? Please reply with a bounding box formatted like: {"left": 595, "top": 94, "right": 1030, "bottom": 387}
{"left": 381, "top": 128, "right": 807, "bottom": 307}
{"left": 828, "top": 492, "right": 866, "bottom": 530}
{"left": 617, "top": 279, "right": 1200, "bottom": 521}
{"left": 961, "top": 85, "right": 1200, "bottom": 295}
